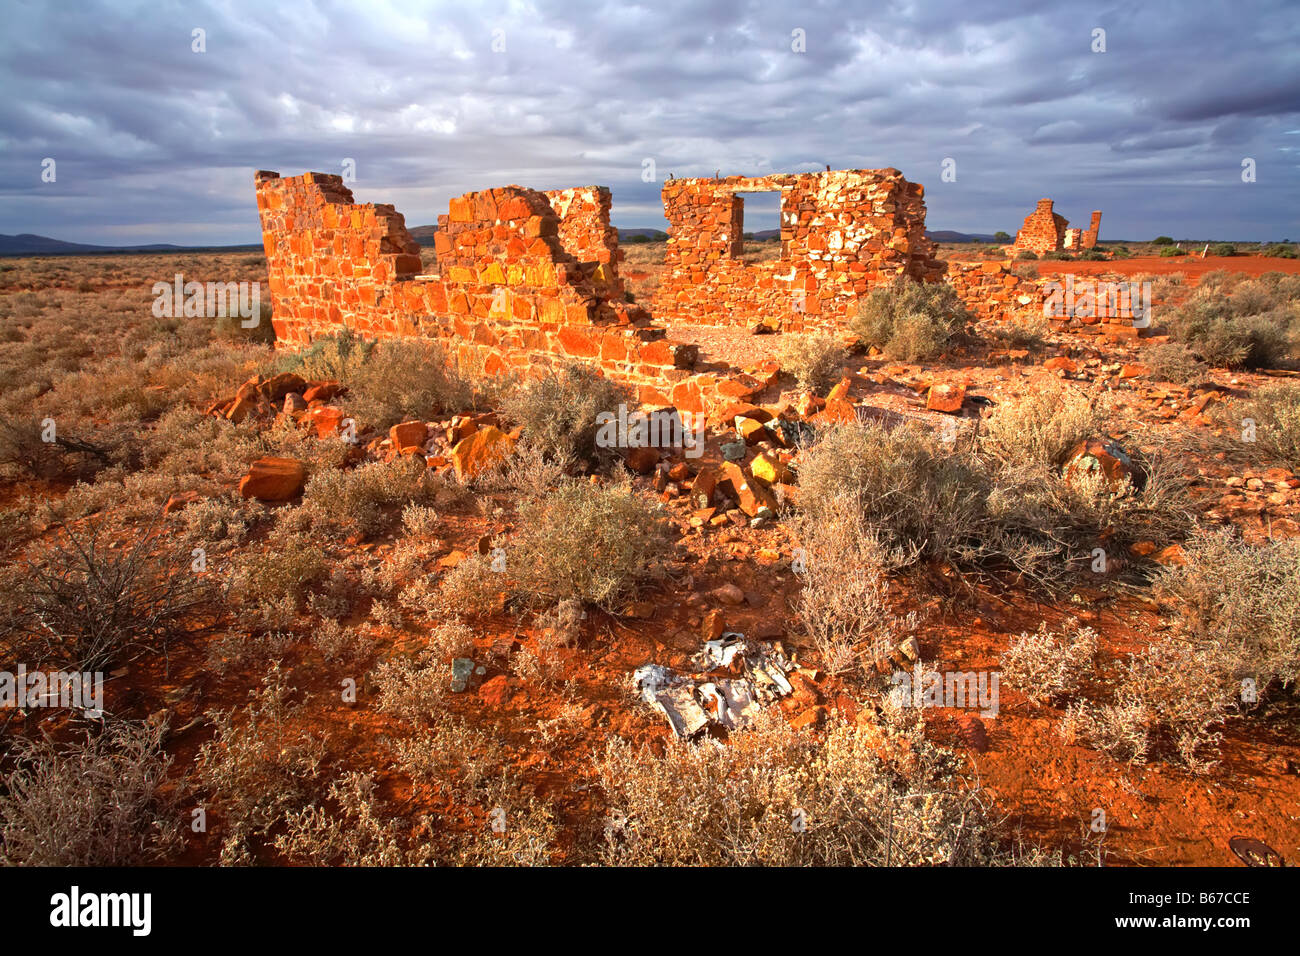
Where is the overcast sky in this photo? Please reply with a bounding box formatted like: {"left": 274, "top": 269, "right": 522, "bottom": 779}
{"left": 2, "top": 0, "right": 1297, "bottom": 245}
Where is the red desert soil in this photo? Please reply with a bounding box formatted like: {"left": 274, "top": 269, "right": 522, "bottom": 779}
{"left": 4, "top": 249, "right": 1299, "bottom": 866}
{"left": 1028, "top": 255, "right": 1300, "bottom": 282}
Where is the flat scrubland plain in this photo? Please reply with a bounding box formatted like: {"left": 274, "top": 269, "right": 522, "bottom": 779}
{"left": 1, "top": 248, "right": 1299, "bottom": 866}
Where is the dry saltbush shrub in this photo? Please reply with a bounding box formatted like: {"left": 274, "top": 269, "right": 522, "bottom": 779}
{"left": 431, "top": 553, "right": 504, "bottom": 618}
{"left": 300, "top": 457, "right": 441, "bottom": 539}
{"left": 182, "top": 496, "right": 251, "bottom": 546}
{"left": 226, "top": 534, "right": 328, "bottom": 627}
{"left": 791, "top": 495, "right": 917, "bottom": 674}
{"left": 197, "top": 667, "right": 327, "bottom": 865}
{"left": 275, "top": 771, "right": 437, "bottom": 866}
{"left": 1070, "top": 635, "right": 1232, "bottom": 772}
{"left": 1155, "top": 528, "right": 1300, "bottom": 692}
{"left": 776, "top": 331, "right": 847, "bottom": 392}
{"left": 400, "top": 503, "right": 440, "bottom": 537}
{"left": 981, "top": 381, "right": 1110, "bottom": 469}
{"left": 1145, "top": 342, "right": 1209, "bottom": 385}
{"left": 205, "top": 629, "right": 296, "bottom": 675}
{"left": 595, "top": 710, "right": 1013, "bottom": 866}
{"left": 280, "top": 330, "right": 474, "bottom": 430}
{"left": 391, "top": 716, "right": 505, "bottom": 798}
{"left": 797, "top": 421, "right": 992, "bottom": 567}
{"left": 1229, "top": 382, "right": 1300, "bottom": 469}
{"left": 371, "top": 623, "right": 474, "bottom": 719}
{"left": 451, "top": 780, "right": 558, "bottom": 866}
{"left": 310, "top": 619, "right": 375, "bottom": 664}
{"left": 1001, "top": 621, "right": 1098, "bottom": 704}
{"left": 994, "top": 314, "right": 1049, "bottom": 350}
{"left": 1167, "top": 275, "right": 1299, "bottom": 369}
{"left": 797, "top": 420, "right": 1190, "bottom": 587}
{"left": 473, "top": 438, "right": 574, "bottom": 498}
{"left": 509, "top": 479, "right": 668, "bottom": 610}
{"left": 499, "top": 364, "right": 630, "bottom": 468}
{"left": 851, "top": 276, "right": 971, "bottom": 362}
{"left": 0, "top": 720, "right": 182, "bottom": 865}
{"left": 0, "top": 523, "right": 216, "bottom": 672}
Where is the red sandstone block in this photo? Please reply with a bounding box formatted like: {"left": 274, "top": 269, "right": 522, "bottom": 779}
{"left": 670, "top": 379, "right": 704, "bottom": 415}
{"left": 558, "top": 326, "right": 599, "bottom": 358}
{"left": 449, "top": 197, "right": 473, "bottom": 222}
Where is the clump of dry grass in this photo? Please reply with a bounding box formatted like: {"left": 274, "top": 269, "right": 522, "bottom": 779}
{"left": 0, "top": 720, "right": 183, "bottom": 866}
{"left": 776, "top": 331, "right": 847, "bottom": 392}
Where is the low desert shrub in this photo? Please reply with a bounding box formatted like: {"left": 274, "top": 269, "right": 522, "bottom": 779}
{"left": 851, "top": 276, "right": 970, "bottom": 362}
{"left": 1145, "top": 342, "right": 1209, "bottom": 385}
{"left": 197, "top": 668, "right": 328, "bottom": 865}
{"left": 792, "top": 495, "right": 917, "bottom": 673}
{"left": 226, "top": 534, "right": 329, "bottom": 626}
{"left": 499, "top": 364, "right": 630, "bottom": 469}
{"left": 0, "top": 720, "right": 182, "bottom": 865}
{"left": 275, "top": 771, "right": 437, "bottom": 866}
{"left": 299, "top": 457, "right": 440, "bottom": 538}
{"left": 776, "top": 332, "right": 847, "bottom": 392}
{"left": 280, "top": 329, "right": 472, "bottom": 429}
{"left": 1229, "top": 382, "right": 1300, "bottom": 468}
{"left": 0, "top": 523, "right": 215, "bottom": 672}
{"left": 508, "top": 479, "right": 667, "bottom": 610}
{"left": 1001, "top": 621, "right": 1098, "bottom": 704}
{"left": 796, "top": 421, "right": 991, "bottom": 566}
{"left": 980, "top": 381, "right": 1109, "bottom": 468}
{"left": 1156, "top": 528, "right": 1300, "bottom": 693}
{"left": 1166, "top": 285, "right": 1295, "bottom": 369}
{"left": 595, "top": 710, "right": 1012, "bottom": 866}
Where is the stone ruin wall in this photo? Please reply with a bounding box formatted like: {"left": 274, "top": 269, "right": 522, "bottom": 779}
{"left": 255, "top": 171, "right": 775, "bottom": 415}
{"left": 256, "top": 170, "right": 1131, "bottom": 417}
{"left": 652, "top": 170, "right": 944, "bottom": 334}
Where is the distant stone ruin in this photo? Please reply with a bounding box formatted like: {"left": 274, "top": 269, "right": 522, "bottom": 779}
{"left": 1012, "top": 199, "right": 1101, "bottom": 254}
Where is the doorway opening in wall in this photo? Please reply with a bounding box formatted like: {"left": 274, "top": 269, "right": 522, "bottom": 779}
{"left": 736, "top": 191, "right": 782, "bottom": 264}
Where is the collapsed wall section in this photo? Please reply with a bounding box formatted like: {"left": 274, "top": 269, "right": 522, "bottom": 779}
{"left": 652, "top": 169, "right": 943, "bottom": 333}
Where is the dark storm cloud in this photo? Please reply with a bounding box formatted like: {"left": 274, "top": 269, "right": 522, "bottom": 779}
{"left": 0, "top": 0, "right": 1296, "bottom": 245}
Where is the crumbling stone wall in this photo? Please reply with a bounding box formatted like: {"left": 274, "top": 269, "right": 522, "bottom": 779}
{"left": 944, "top": 261, "right": 1046, "bottom": 322}
{"left": 255, "top": 171, "right": 771, "bottom": 414}
{"left": 652, "top": 169, "right": 943, "bottom": 333}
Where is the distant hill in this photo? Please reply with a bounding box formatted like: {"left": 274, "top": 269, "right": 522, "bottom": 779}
{"left": 0, "top": 233, "right": 262, "bottom": 257}
{"left": 925, "top": 230, "right": 1001, "bottom": 243}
